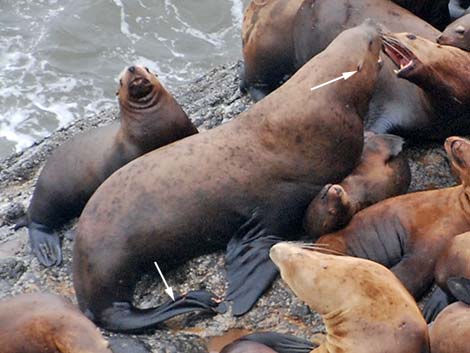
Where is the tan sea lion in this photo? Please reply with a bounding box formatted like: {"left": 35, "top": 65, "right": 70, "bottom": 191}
{"left": 0, "top": 293, "right": 112, "bottom": 353}
{"left": 270, "top": 242, "right": 430, "bottom": 353}
{"left": 73, "top": 22, "right": 383, "bottom": 332}
{"left": 315, "top": 136, "right": 470, "bottom": 299}
{"left": 24, "top": 65, "right": 198, "bottom": 267}
{"left": 423, "top": 231, "right": 470, "bottom": 322}
{"left": 429, "top": 302, "right": 470, "bottom": 353}
{"left": 437, "top": 13, "right": 470, "bottom": 50}
{"left": 303, "top": 133, "right": 410, "bottom": 238}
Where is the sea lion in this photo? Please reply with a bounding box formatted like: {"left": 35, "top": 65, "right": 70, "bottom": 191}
{"left": 449, "top": 0, "right": 470, "bottom": 19}
{"left": 429, "top": 302, "right": 470, "bottom": 353}
{"left": 303, "top": 133, "right": 410, "bottom": 238}
{"left": 270, "top": 242, "right": 430, "bottom": 353}
{"left": 240, "top": 0, "right": 439, "bottom": 104}
{"left": 73, "top": 22, "right": 383, "bottom": 332}
{"left": 423, "top": 231, "right": 470, "bottom": 322}
{"left": 240, "top": 0, "right": 305, "bottom": 101}
{"left": 220, "top": 332, "right": 315, "bottom": 353}
{"left": 0, "top": 293, "right": 112, "bottom": 353}
{"left": 437, "top": 13, "right": 470, "bottom": 50}
{"left": 315, "top": 136, "right": 470, "bottom": 299}
{"left": 25, "top": 65, "right": 198, "bottom": 267}
{"left": 381, "top": 32, "right": 470, "bottom": 138}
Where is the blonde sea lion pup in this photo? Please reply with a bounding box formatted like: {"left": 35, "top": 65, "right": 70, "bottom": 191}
{"left": 270, "top": 242, "right": 430, "bottom": 353}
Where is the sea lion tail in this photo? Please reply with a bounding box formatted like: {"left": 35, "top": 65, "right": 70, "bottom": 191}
{"left": 98, "top": 290, "right": 227, "bottom": 333}
{"left": 28, "top": 222, "right": 62, "bottom": 267}
{"left": 236, "top": 332, "right": 317, "bottom": 353}
{"left": 447, "top": 277, "right": 470, "bottom": 305}
{"left": 422, "top": 287, "right": 454, "bottom": 323}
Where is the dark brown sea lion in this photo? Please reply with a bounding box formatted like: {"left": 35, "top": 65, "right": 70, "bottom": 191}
{"left": 429, "top": 302, "right": 470, "bottom": 353}
{"left": 24, "top": 65, "right": 198, "bottom": 267}
{"left": 315, "top": 136, "right": 470, "bottom": 299}
{"left": 392, "top": 0, "right": 451, "bottom": 30}
{"left": 73, "top": 22, "right": 383, "bottom": 332}
{"left": 437, "top": 13, "right": 470, "bottom": 50}
{"left": 303, "top": 133, "right": 410, "bottom": 238}
{"left": 423, "top": 231, "right": 470, "bottom": 322}
{"left": 381, "top": 32, "right": 470, "bottom": 138}
{"left": 0, "top": 293, "right": 112, "bottom": 353}
{"left": 270, "top": 242, "right": 430, "bottom": 353}
{"left": 219, "top": 332, "right": 315, "bottom": 353}
{"left": 240, "top": 0, "right": 305, "bottom": 101}
{"left": 240, "top": 0, "right": 439, "bottom": 105}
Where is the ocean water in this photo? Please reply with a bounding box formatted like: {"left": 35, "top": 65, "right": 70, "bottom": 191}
{"left": 0, "top": 0, "right": 249, "bottom": 159}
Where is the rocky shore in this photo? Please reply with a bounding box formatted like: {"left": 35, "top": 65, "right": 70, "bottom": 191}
{"left": 0, "top": 61, "right": 457, "bottom": 352}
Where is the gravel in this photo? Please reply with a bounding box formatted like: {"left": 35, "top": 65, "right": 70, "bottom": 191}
{"left": 0, "top": 61, "right": 457, "bottom": 352}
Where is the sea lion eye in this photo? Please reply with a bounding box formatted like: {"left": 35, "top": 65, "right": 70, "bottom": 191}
{"left": 406, "top": 33, "right": 416, "bottom": 40}
{"left": 119, "top": 79, "right": 123, "bottom": 86}
{"left": 368, "top": 39, "right": 373, "bottom": 49}
{"left": 455, "top": 26, "right": 465, "bottom": 35}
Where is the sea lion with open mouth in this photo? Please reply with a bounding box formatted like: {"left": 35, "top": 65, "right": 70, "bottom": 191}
{"left": 303, "top": 132, "right": 410, "bottom": 238}
{"left": 73, "top": 22, "right": 383, "bottom": 332}
{"left": 270, "top": 242, "right": 430, "bottom": 353}
{"left": 315, "top": 136, "right": 470, "bottom": 299}
{"left": 23, "top": 65, "right": 197, "bottom": 267}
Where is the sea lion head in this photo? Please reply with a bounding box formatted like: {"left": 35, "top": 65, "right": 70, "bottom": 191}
{"left": 118, "top": 65, "right": 163, "bottom": 108}
{"left": 437, "top": 14, "right": 470, "bottom": 51}
{"left": 445, "top": 136, "right": 470, "bottom": 184}
{"left": 304, "top": 184, "right": 352, "bottom": 237}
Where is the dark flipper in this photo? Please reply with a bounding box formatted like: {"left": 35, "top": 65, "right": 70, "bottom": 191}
{"left": 241, "top": 332, "right": 317, "bottom": 353}
{"left": 447, "top": 277, "right": 470, "bottom": 305}
{"left": 98, "top": 290, "right": 227, "bottom": 333}
{"left": 28, "top": 222, "right": 62, "bottom": 267}
{"left": 226, "top": 210, "right": 283, "bottom": 316}
{"left": 423, "top": 287, "right": 454, "bottom": 323}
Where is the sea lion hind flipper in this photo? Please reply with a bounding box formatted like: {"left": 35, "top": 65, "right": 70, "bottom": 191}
{"left": 422, "top": 287, "right": 453, "bottom": 323}
{"left": 28, "top": 222, "right": 62, "bottom": 267}
{"left": 226, "top": 211, "right": 283, "bottom": 316}
{"left": 378, "top": 134, "right": 405, "bottom": 159}
{"left": 447, "top": 277, "right": 470, "bottom": 305}
{"left": 241, "top": 332, "right": 317, "bottom": 353}
{"left": 99, "top": 290, "right": 226, "bottom": 333}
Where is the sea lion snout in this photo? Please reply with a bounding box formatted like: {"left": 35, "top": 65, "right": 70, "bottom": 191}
{"left": 269, "top": 242, "right": 304, "bottom": 267}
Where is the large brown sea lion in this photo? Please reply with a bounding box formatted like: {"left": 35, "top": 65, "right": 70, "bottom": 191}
{"left": 240, "top": 0, "right": 439, "bottom": 103}
{"left": 0, "top": 293, "right": 112, "bottom": 353}
{"left": 315, "top": 136, "right": 470, "bottom": 299}
{"left": 24, "top": 65, "right": 198, "bottom": 267}
{"left": 423, "top": 231, "right": 470, "bottom": 321}
{"left": 303, "top": 133, "right": 410, "bottom": 238}
{"left": 270, "top": 242, "right": 430, "bottom": 353}
{"left": 73, "top": 22, "right": 383, "bottom": 332}
{"left": 429, "top": 302, "right": 470, "bottom": 353}
{"left": 438, "top": 13, "right": 470, "bottom": 50}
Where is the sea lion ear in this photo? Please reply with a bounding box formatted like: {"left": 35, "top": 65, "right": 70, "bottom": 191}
{"left": 226, "top": 209, "right": 282, "bottom": 316}
{"left": 447, "top": 277, "right": 470, "bottom": 305}
{"left": 422, "top": 287, "right": 452, "bottom": 323}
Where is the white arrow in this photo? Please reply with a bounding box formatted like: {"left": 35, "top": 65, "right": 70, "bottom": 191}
{"left": 310, "top": 71, "right": 357, "bottom": 91}
{"left": 154, "top": 261, "right": 175, "bottom": 301}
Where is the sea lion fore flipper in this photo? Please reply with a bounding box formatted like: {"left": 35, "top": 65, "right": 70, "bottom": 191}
{"left": 28, "top": 222, "right": 62, "bottom": 267}
{"left": 241, "top": 332, "right": 317, "bottom": 353}
{"left": 447, "top": 277, "right": 470, "bottom": 305}
{"left": 226, "top": 210, "right": 283, "bottom": 316}
{"left": 423, "top": 287, "right": 454, "bottom": 323}
{"left": 98, "top": 290, "right": 226, "bottom": 333}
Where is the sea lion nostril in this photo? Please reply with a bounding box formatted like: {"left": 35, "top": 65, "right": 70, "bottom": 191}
{"left": 128, "top": 66, "right": 136, "bottom": 73}
{"left": 406, "top": 33, "right": 416, "bottom": 40}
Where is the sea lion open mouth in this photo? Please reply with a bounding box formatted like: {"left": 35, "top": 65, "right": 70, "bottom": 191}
{"left": 128, "top": 77, "right": 153, "bottom": 99}
{"left": 382, "top": 34, "right": 417, "bottom": 77}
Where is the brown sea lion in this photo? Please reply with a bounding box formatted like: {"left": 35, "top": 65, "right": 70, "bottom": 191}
{"left": 381, "top": 32, "right": 470, "bottom": 137}
{"left": 270, "top": 242, "right": 430, "bottom": 353}
{"left": 240, "top": 0, "right": 305, "bottom": 101}
{"left": 0, "top": 293, "right": 112, "bottom": 353}
{"left": 315, "top": 136, "right": 470, "bottom": 299}
{"left": 391, "top": 0, "right": 451, "bottom": 30}
{"left": 219, "top": 332, "right": 315, "bottom": 353}
{"left": 437, "top": 13, "right": 470, "bottom": 50}
{"left": 423, "top": 231, "right": 470, "bottom": 322}
{"left": 240, "top": 0, "right": 439, "bottom": 105}
{"left": 429, "top": 302, "right": 470, "bottom": 353}
{"left": 73, "top": 22, "right": 383, "bottom": 332}
{"left": 303, "top": 133, "right": 410, "bottom": 238}
{"left": 24, "top": 65, "right": 198, "bottom": 267}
